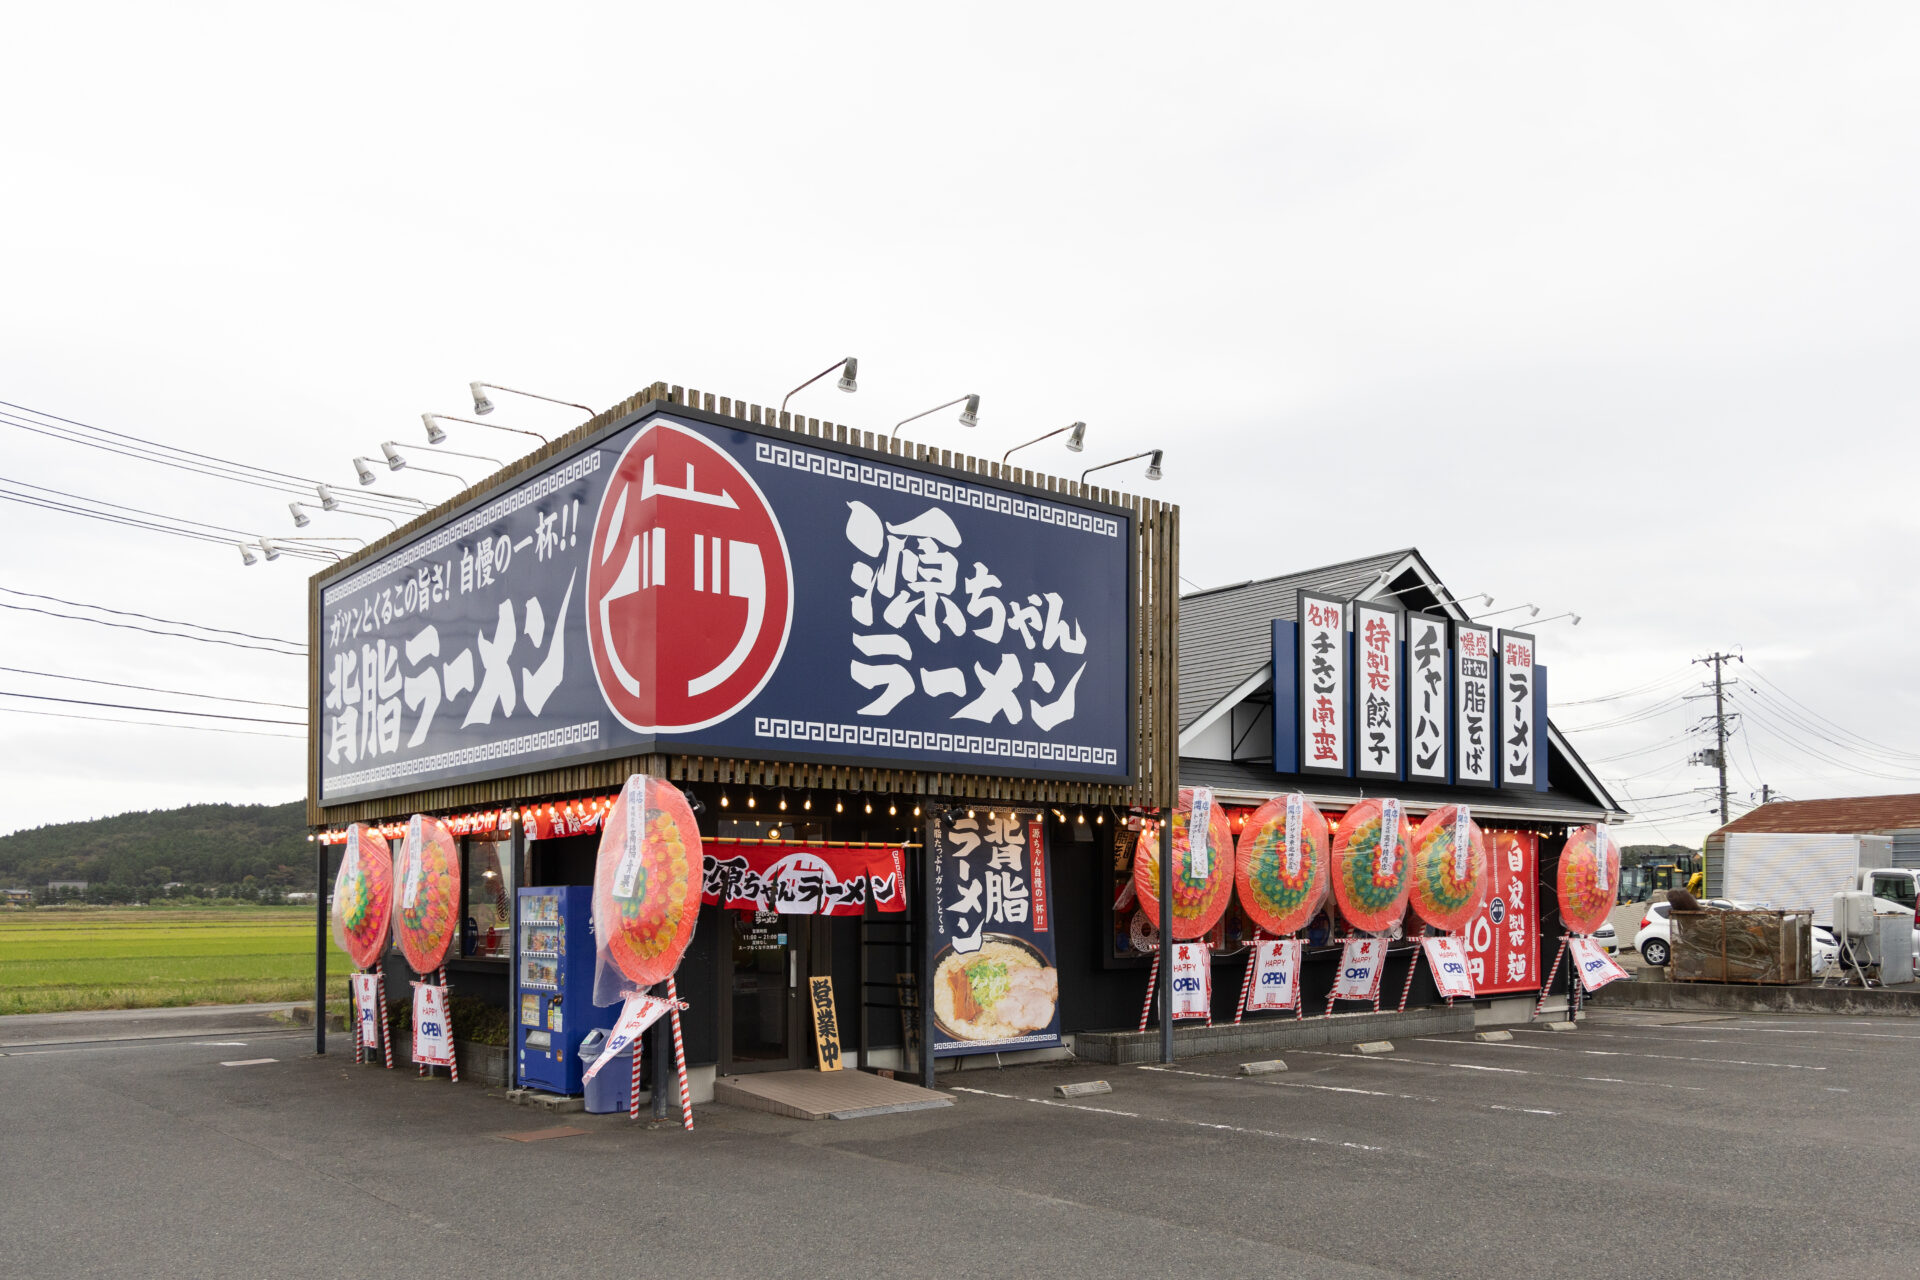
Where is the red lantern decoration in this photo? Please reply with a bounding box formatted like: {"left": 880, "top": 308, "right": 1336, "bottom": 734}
{"left": 1132, "top": 787, "right": 1235, "bottom": 940}
{"left": 1407, "top": 805, "right": 1491, "bottom": 934}
{"left": 1558, "top": 825, "right": 1619, "bottom": 936}
{"left": 392, "top": 815, "right": 461, "bottom": 974}
{"left": 1232, "top": 794, "right": 1330, "bottom": 936}
{"left": 593, "top": 775, "right": 703, "bottom": 989}
{"left": 1331, "top": 798, "right": 1413, "bottom": 934}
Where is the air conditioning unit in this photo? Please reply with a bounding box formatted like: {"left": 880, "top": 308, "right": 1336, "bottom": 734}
{"left": 1833, "top": 891, "right": 1877, "bottom": 939}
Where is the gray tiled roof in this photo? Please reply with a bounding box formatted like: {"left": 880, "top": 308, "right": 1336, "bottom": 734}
{"left": 1179, "top": 548, "right": 1416, "bottom": 730}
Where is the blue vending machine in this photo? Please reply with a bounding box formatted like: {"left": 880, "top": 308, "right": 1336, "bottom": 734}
{"left": 516, "top": 886, "right": 617, "bottom": 1095}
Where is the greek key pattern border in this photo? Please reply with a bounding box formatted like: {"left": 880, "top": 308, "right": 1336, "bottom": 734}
{"left": 323, "top": 453, "right": 603, "bottom": 605}
{"left": 753, "top": 716, "right": 1119, "bottom": 767}
{"left": 752, "top": 440, "right": 1121, "bottom": 539}
{"left": 322, "top": 720, "right": 601, "bottom": 797}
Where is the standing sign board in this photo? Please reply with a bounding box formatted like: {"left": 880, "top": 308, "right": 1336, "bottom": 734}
{"left": 411, "top": 982, "right": 453, "bottom": 1067}
{"left": 350, "top": 973, "right": 383, "bottom": 1050}
{"left": 808, "top": 976, "right": 844, "bottom": 1070}
{"left": 1171, "top": 942, "right": 1212, "bottom": 1019}
{"left": 1498, "top": 630, "right": 1537, "bottom": 787}
{"left": 1405, "top": 612, "right": 1450, "bottom": 784}
{"left": 1330, "top": 937, "right": 1388, "bottom": 1001}
{"left": 1296, "top": 591, "right": 1348, "bottom": 776}
{"left": 1569, "top": 938, "right": 1629, "bottom": 992}
{"left": 1422, "top": 936, "right": 1477, "bottom": 1000}
{"left": 926, "top": 810, "right": 1062, "bottom": 1057}
{"left": 1463, "top": 831, "right": 1539, "bottom": 993}
{"left": 317, "top": 406, "right": 1133, "bottom": 804}
{"left": 1245, "top": 939, "right": 1303, "bottom": 1012}
{"left": 1352, "top": 601, "right": 1401, "bottom": 780}
{"left": 1453, "top": 621, "right": 1495, "bottom": 787}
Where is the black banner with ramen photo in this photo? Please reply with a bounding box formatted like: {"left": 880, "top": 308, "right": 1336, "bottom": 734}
{"left": 925, "top": 808, "right": 1061, "bottom": 1057}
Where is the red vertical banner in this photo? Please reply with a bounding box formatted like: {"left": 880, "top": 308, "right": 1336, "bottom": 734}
{"left": 1027, "top": 820, "right": 1050, "bottom": 932}
{"left": 1463, "top": 831, "right": 1539, "bottom": 993}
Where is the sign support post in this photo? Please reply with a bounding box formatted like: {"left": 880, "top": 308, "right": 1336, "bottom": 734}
{"left": 314, "top": 840, "right": 327, "bottom": 1057}
{"left": 1158, "top": 812, "right": 1174, "bottom": 1065}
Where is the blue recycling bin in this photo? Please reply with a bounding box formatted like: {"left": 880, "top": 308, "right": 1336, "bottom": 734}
{"left": 578, "top": 1028, "right": 638, "bottom": 1114}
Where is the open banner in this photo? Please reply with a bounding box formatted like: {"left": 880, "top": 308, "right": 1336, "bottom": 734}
{"left": 411, "top": 982, "right": 453, "bottom": 1067}
{"left": 1422, "top": 936, "right": 1477, "bottom": 1000}
{"left": 350, "top": 973, "right": 383, "bottom": 1049}
{"left": 1171, "top": 942, "right": 1212, "bottom": 1019}
{"left": 1245, "top": 939, "right": 1303, "bottom": 1013}
{"left": 1330, "top": 937, "right": 1388, "bottom": 1002}
{"left": 1569, "top": 937, "right": 1630, "bottom": 992}
{"left": 702, "top": 843, "right": 906, "bottom": 916}
{"left": 582, "top": 992, "right": 676, "bottom": 1083}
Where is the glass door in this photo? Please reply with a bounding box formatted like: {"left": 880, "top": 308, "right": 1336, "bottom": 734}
{"left": 725, "top": 909, "right": 803, "bottom": 1073}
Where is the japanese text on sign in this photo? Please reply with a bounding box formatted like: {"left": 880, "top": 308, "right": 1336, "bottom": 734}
{"left": 1454, "top": 622, "right": 1494, "bottom": 785}
{"left": 1297, "top": 591, "right": 1347, "bottom": 774}
{"left": 1406, "top": 612, "right": 1449, "bottom": 783}
{"left": 1354, "top": 602, "right": 1400, "bottom": 778}
{"left": 1499, "top": 630, "right": 1535, "bottom": 787}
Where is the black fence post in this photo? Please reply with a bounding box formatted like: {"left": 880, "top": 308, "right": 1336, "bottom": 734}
{"left": 314, "top": 839, "right": 327, "bottom": 1056}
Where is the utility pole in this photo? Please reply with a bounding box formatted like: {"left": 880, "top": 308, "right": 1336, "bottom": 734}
{"left": 1760, "top": 784, "right": 1772, "bottom": 805}
{"left": 1691, "top": 652, "right": 1743, "bottom": 825}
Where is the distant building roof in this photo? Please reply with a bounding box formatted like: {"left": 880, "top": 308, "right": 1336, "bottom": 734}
{"left": 1712, "top": 794, "right": 1920, "bottom": 838}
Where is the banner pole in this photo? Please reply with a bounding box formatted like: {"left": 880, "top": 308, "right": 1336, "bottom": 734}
{"left": 441, "top": 967, "right": 458, "bottom": 1084}
{"left": 377, "top": 970, "right": 394, "bottom": 1069}
{"left": 650, "top": 995, "right": 670, "bottom": 1121}
{"left": 667, "top": 977, "right": 692, "bottom": 1131}
{"left": 1138, "top": 949, "right": 1159, "bottom": 1033}
{"left": 314, "top": 839, "right": 327, "bottom": 1057}
{"left": 1535, "top": 935, "right": 1569, "bottom": 1017}
{"left": 1235, "top": 931, "right": 1260, "bottom": 1025}
{"left": 1397, "top": 942, "right": 1422, "bottom": 1014}
{"left": 1158, "top": 812, "right": 1173, "bottom": 1065}
{"left": 919, "top": 822, "right": 937, "bottom": 1092}
{"left": 629, "top": 1005, "right": 644, "bottom": 1121}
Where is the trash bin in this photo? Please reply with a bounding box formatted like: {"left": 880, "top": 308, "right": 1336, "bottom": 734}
{"left": 578, "top": 1029, "right": 638, "bottom": 1114}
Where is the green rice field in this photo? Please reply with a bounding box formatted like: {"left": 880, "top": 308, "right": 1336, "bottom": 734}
{"left": 0, "top": 906, "right": 350, "bottom": 1015}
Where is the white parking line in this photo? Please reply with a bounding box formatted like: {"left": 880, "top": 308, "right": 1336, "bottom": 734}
{"left": 949, "top": 1085, "right": 1391, "bottom": 1152}
{"left": 1135, "top": 1064, "right": 1558, "bottom": 1115}
{"left": 1288, "top": 1048, "right": 1707, "bottom": 1091}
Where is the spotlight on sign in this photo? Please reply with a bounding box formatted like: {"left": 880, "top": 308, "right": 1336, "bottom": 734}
{"left": 288, "top": 502, "right": 310, "bottom": 528}
{"left": 1002, "top": 421, "right": 1088, "bottom": 464}
{"left": 1080, "top": 448, "right": 1165, "bottom": 485}
{"left": 237, "top": 542, "right": 258, "bottom": 566}
{"left": 893, "top": 393, "right": 982, "bottom": 440}
{"left": 258, "top": 538, "right": 281, "bottom": 562}
{"left": 423, "top": 412, "right": 448, "bottom": 444}
{"left": 353, "top": 457, "right": 378, "bottom": 486}
{"left": 837, "top": 356, "right": 859, "bottom": 393}
{"left": 471, "top": 382, "right": 496, "bottom": 415}
{"left": 958, "top": 394, "right": 980, "bottom": 428}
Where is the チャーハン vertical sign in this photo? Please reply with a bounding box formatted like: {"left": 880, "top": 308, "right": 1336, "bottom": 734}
{"left": 1453, "top": 621, "right": 1495, "bottom": 787}
{"left": 926, "top": 809, "right": 1061, "bottom": 1057}
{"left": 1297, "top": 591, "right": 1348, "bottom": 776}
{"left": 1352, "top": 601, "right": 1400, "bottom": 780}
{"left": 1405, "top": 612, "right": 1450, "bottom": 784}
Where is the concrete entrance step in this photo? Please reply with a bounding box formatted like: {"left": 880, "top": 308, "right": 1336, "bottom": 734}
{"left": 713, "top": 1068, "right": 953, "bottom": 1121}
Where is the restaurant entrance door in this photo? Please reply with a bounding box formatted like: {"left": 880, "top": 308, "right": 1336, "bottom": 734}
{"left": 721, "top": 909, "right": 806, "bottom": 1074}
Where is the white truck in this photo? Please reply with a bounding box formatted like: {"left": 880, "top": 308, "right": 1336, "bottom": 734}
{"left": 1719, "top": 832, "right": 1919, "bottom": 960}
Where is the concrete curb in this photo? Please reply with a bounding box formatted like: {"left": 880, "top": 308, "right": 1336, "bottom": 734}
{"left": 1592, "top": 978, "right": 1920, "bottom": 1017}
{"left": 1074, "top": 1006, "right": 1472, "bottom": 1063}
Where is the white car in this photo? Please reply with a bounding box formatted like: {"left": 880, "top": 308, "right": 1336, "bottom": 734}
{"left": 1590, "top": 920, "right": 1619, "bottom": 955}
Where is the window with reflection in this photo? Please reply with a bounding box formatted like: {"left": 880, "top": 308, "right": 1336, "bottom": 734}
{"left": 462, "top": 838, "right": 513, "bottom": 959}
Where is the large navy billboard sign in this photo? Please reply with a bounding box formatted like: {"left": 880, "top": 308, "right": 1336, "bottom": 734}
{"left": 318, "top": 407, "right": 1132, "bottom": 803}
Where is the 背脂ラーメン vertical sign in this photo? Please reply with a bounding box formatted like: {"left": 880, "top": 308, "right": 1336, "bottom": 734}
{"left": 315, "top": 408, "right": 1133, "bottom": 803}
{"left": 926, "top": 808, "right": 1061, "bottom": 1057}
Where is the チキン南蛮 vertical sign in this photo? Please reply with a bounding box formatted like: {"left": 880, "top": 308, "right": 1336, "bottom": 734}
{"left": 1352, "top": 601, "right": 1400, "bottom": 780}
{"left": 1453, "top": 621, "right": 1495, "bottom": 786}
{"left": 1296, "top": 591, "right": 1348, "bottom": 776}
{"left": 1405, "top": 612, "right": 1450, "bottom": 783}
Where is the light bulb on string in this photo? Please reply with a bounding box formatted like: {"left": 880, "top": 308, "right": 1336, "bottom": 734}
{"left": 864, "top": 797, "right": 873, "bottom": 815}
{"left": 835, "top": 797, "right": 844, "bottom": 814}
{"left": 747, "top": 792, "right": 756, "bottom": 809}
{"left": 889, "top": 801, "right": 897, "bottom": 816}
{"left": 803, "top": 795, "right": 812, "bottom": 811}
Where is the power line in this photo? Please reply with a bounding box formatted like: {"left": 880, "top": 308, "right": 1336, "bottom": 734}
{"left": 0, "top": 666, "right": 303, "bottom": 710}
{"left": 0, "top": 586, "right": 303, "bottom": 647}
{"left": 0, "top": 601, "right": 305, "bottom": 656}
{"left": 1555, "top": 669, "right": 1693, "bottom": 707}
{"left": 0, "top": 689, "right": 305, "bottom": 726}
{"left": 1747, "top": 666, "right": 1920, "bottom": 762}
{"left": 0, "top": 475, "right": 273, "bottom": 541}
{"left": 0, "top": 487, "right": 333, "bottom": 562}
{"left": 0, "top": 704, "right": 304, "bottom": 741}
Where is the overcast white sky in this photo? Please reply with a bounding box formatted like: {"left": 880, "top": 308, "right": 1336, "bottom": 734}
{"left": 4, "top": 4, "right": 1917, "bottom": 844}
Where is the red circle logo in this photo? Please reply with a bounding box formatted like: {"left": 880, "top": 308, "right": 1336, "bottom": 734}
{"left": 586, "top": 421, "right": 793, "bottom": 732}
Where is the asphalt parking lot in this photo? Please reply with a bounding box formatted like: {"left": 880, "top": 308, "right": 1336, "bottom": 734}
{"left": 4, "top": 1005, "right": 1918, "bottom": 1279}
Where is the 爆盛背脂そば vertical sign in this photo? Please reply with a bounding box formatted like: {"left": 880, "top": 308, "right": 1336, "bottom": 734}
{"left": 926, "top": 809, "right": 1061, "bottom": 1057}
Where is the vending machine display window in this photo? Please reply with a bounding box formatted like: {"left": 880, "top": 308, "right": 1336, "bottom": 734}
{"left": 462, "top": 838, "right": 513, "bottom": 959}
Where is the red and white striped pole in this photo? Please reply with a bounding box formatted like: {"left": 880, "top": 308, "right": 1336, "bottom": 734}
{"left": 1397, "top": 943, "right": 1422, "bottom": 1014}
{"left": 1235, "top": 931, "right": 1261, "bottom": 1025}
{"left": 667, "top": 977, "right": 692, "bottom": 1131}
{"left": 1323, "top": 936, "right": 1345, "bottom": 1018}
{"left": 376, "top": 971, "right": 394, "bottom": 1069}
{"left": 1138, "top": 950, "right": 1160, "bottom": 1033}
{"left": 441, "top": 966, "right": 458, "bottom": 1083}
{"left": 1535, "top": 936, "right": 1569, "bottom": 1017}
{"left": 628, "top": 1001, "right": 645, "bottom": 1121}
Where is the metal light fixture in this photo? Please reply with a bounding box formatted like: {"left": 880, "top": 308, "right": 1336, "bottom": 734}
{"left": 470, "top": 382, "right": 593, "bottom": 417}
{"left": 258, "top": 537, "right": 281, "bottom": 562}
{"left": 377, "top": 443, "right": 470, "bottom": 485}
{"left": 1471, "top": 602, "right": 1540, "bottom": 621}
{"left": 893, "top": 393, "right": 980, "bottom": 440}
{"left": 353, "top": 457, "right": 378, "bottom": 486}
{"left": 1080, "top": 448, "right": 1163, "bottom": 484}
{"left": 1535, "top": 611, "right": 1583, "bottom": 627}
{"left": 1002, "top": 421, "right": 1087, "bottom": 464}
{"left": 309, "top": 490, "right": 398, "bottom": 527}
{"left": 780, "top": 357, "right": 859, "bottom": 416}
{"left": 425, "top": 411, "right": 548, "bottom": 445}
{"left": 237, "top": 543, "right": 258, "bottom": 566}
{"left": 387, "top": 439, "right": 503, "bottom": 469}
{"left": 289, "top": 502, "right": 310, "bottom": 528}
